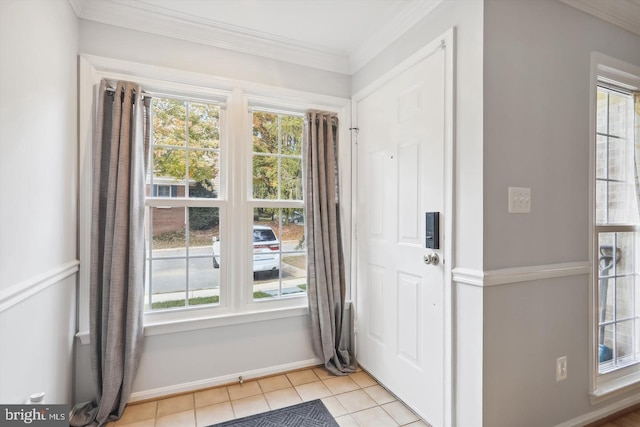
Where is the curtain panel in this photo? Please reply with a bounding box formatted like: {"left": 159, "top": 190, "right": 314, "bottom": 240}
{"left": 71, "top": 80, "right": 151, "bottom": 426}
{"left": 304, "top": 111, "right": 356, "bottom": 376}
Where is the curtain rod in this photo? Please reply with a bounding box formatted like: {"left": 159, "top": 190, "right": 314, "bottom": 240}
{"left": 105, "top": 86, "right": 151, "bottom": 99}
{"left": 104, "top": 86, "right": 228, "bottom": 107}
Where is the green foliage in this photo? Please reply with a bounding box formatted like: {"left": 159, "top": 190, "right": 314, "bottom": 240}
{"left": 188, "top": 183, "right": 219, "bottom": 230}
{"left": 252, "top": 112, "right": 303, "bottom": 200}
{"left": 151, "top": 290, "right": 277, "bottom": 309}
{"left": 253, "top": 290, "right": 274, "bottom": 299}
{"left": 151, "top": 295, "right": 220, "bottom": 309}
{"left": 152, "top": 98, "right": 220, "bottom": 192}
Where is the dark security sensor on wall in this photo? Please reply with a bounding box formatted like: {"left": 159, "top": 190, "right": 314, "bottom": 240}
{"left": 425, "top": 212, "right": 439, "bottom": 249}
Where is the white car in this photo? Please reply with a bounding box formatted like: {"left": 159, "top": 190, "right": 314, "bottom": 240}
{"left": 212, "top": 225, "right": 280, "bottom": 275}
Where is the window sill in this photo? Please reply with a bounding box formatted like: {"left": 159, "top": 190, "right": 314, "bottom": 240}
{"left": 76, "top": 303, "right": 309, "bottom": 345}
{"left": 591, "top": 369, "right": 640, "bottom": 404}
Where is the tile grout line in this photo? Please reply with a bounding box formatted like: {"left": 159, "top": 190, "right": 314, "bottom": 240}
{"left": 115, "top": 369, "right": 425, "bottom": 427}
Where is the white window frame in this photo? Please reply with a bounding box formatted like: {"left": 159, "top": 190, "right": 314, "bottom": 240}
{"left": 590, "top": 52, "right": 640, "bottom": 403}
{"left": 77, "top": 55, "right": 351, "bottom": 342}
{"left": 247, "top": 106, "right": 307, "bottom": 305}
{"left": 145, "top": 95, "right": 227, "bottom": 317}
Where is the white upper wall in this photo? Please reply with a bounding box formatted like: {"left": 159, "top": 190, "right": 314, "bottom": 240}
{"left": 0, "top": 0, "right": 78, "bottom": 405}
{"left": 79, "top": 20, "right": 351, "bottom": 99}
{"left": 353, "top": 0, "right": 485, "bottom": 272}
{"left": 0, "top": 0, "right": 78, "bottom": 289}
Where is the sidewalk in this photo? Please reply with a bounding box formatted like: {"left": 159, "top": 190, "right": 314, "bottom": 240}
{"left": 149, "top": 272, "right": 307, "bottom": 303}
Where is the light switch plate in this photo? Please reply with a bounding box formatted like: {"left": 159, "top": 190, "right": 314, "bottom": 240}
{"left": 508, "top": 187, "right": 531, "bottom": 214}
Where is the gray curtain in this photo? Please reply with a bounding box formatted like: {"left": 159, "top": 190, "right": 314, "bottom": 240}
{"left": 304, "top": 111, "right": 356, "bottom": 376}
{"left": 71, "top": 80, "right": 151, "bottom": 426}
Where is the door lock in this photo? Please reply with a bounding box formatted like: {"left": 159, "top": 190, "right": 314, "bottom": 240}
{"left": 423, "top": 253, "right": 439, "bottom": 265}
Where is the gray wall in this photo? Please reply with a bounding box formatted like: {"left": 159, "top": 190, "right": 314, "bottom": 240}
{"left": 0, "top": 0, "right": 78, "bottom": 404}
{"left": 482, "top": 1, "right": 640, "bottom": 426}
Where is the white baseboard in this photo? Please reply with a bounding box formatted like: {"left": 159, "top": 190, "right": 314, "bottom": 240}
{"left": 554, "top": 393, "right": 640, "bottom": 427}
{"left": 128, "top": 358, "right": 323, "bottom": 403}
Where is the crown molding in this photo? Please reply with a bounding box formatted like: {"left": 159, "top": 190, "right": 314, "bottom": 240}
{"left": 78, "top": 0, "right": 351, "bottom": 74}
{"left": 349, "top": 0, "right": 444, "bottom": 73}
{"left": 560, "top": 0, "right": 640, "bottom": 37}
{"left": 74, "top": 0, "right": 443, "bottom": 75}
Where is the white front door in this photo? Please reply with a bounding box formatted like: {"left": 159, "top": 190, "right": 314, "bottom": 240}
{"left": 354, "top": 34, "right": 452, "bottom": 427}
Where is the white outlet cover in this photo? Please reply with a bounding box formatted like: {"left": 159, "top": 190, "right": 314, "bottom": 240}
{"left": 508, "top": 186, "right": 531, "bottom": 214}
{"left": 556, "top": 356, "right": 567, "bottom": 382}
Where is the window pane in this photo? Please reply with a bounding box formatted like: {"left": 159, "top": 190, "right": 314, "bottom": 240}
{"left": 188, "top": 103, "right": 220, "bottom": 149}
{"left": 596, "top": 135, "right": 607, "bottom": 180}
{"left": 597, "top": 89, "right": 608, "bottom": 134}
{"left": 253, "top": 112, "right": 279, "bottom": 154}
{"left": 148, "top": 258, "right": 187, "bottom": 309}
{"left": 281, "top": 158, "right": 303, "bottom": 200}
{"left": 599, "top": 323, "right": 614, "bottom": 371}
{"left": 188, "top": 206, "right": 220, "bottom": 307}
{"left": 608, "top": 182, "right": 635, "bottom": 224}
{"left": 252, "top": 208, "right": 306, "bottom": 300}
{"left": 253, "top": 155, "right": 278, "bottom": 199}
{"left": 285, "top": 207, "right": 305, "bottom": 226}
{"left": 252, "top": 111, "right": 304, "bottom": 201}
{"left": 281, "top": 115, "right": 304, "bottom": 156}
{"left": 145, "top": 207, "right": 221, "bottom": 311}
{"left": 150, "top": 206, "right": 186, "bottom": 256}
{"left": 608, "top": 137, "right": 627, "bottom": 182}
{"left": 616, "top": 232, "right": 635, "bottom": 276}
{"left": 616, "top": 320, "right": 634, "bottom": 360}
{"left": 153, "top": 147, "right": 187, "bottom": 184}
{"left": 188, "top": 149, "right": 220, "bottom": 198}
{"left": 153, "top": 98, "right": 187, "bottom": 147}
{"left": 599, "top": 277, "right": 615, "bottom": 323}
{"left": 609, "top": 92, "right": 629, "bottom": 138}
{"left": 596, "top": 180, "right": 607, "bottom": 224}
{"left": 616, "top": 276, "right": 634, "bottom": 320}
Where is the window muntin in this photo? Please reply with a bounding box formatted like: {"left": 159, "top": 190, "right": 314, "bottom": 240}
{"left": 145, "top": 98, "right": 222, "bottom": 312}
{"left": 595, "top": 86, "right": 640, "bottom": 374}
{"left": 251, "top": 111, "right": 306, "bottom": 301}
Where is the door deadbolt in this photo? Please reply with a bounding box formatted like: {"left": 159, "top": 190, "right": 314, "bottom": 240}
{"left": 423, "top": 253, "right": 439, "bottom": 265}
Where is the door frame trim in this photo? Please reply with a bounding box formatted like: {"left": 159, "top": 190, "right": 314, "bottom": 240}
{"left": 351, "top": 27, "right": 456, "bottom": 427}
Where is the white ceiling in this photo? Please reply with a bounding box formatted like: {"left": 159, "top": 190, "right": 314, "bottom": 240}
{"left": 70, "top": 0, "right": 640, "bottom": 75}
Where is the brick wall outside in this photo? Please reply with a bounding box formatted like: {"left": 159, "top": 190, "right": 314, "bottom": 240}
{"left": 152, "top": 207, "right": 185, "bottom": 235}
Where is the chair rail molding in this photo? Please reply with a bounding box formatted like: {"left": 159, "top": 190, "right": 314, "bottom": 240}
{"left": 452, "top": 261, "right": 591, "bottom": 287}
{"left": 0, "top": 260, "right": 79, "bottom": 312}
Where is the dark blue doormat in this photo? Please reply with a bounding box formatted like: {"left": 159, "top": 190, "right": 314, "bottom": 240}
{"left": 210, "top": 399, "right": 338, "bottom": 427}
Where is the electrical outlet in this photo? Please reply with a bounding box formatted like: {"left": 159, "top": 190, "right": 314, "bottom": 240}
{"left": 556, "top": 356, "right": 567, "bottom": 382}
{"left": 508, "top": 187, "right": 531, "bottom": 213}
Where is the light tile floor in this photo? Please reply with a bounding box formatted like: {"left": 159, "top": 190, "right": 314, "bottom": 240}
{"left": 108, "top": 366, "right": 431, "bottom": 427}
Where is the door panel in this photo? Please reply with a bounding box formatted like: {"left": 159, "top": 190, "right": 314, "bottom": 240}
{"left": 355, "top": 46, "right": 447, "bottom": 426}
